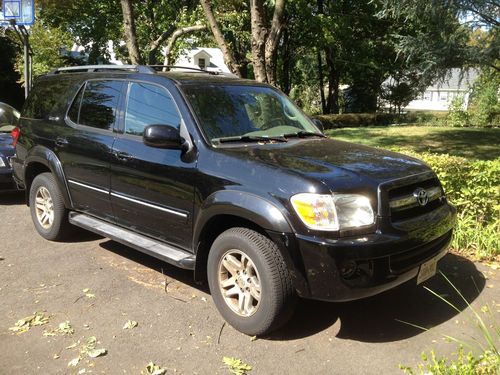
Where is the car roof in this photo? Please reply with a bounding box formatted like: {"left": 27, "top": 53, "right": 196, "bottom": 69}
{"left": 43, "top": 65, "right": 267, "bottom": 88}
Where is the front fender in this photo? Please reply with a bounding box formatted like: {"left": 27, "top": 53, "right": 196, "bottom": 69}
{"left": 24, "top": 146, "right": 72, "bottom": 208}
{"left": 193, "top": 190, "right": 292, "bottom": 247}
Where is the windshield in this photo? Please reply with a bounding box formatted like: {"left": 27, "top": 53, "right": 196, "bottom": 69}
{"left": 182, "top": 85, "right": 320, "bottom": 143}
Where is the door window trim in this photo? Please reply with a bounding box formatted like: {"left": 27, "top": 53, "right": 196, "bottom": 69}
{"left": 118, "top": 80, "right": 183, "bottom": 140}
{"left": 64, "top": 78, "right": 127, "bottom": 135}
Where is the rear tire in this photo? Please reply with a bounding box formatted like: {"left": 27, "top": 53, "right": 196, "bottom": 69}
{"left": 207, "top": 227, "right": 297, "bottom": 336}
{"left": 29, "top": 173, "right": 72, "bottom": 241}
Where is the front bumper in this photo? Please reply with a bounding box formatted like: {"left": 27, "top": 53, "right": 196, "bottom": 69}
{"left": 292, "top": 203, "right": 456, "bottom": 302}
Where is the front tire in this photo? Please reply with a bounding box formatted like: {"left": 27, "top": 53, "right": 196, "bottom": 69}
{"left": 207, "top": 227, "right": 296, "bottom": 336}
{"left": 29, "top": 173, "right": 72, "bottom": 241}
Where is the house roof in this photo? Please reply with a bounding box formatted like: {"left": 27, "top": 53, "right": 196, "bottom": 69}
{"left": 427, "top": 68, "right": 479, "bottom": 91}
{"left": 174, "top": 47, "right": 231, "bottom": 73}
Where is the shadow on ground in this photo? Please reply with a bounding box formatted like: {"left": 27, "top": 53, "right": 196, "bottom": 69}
{"left": 270, "top": 254, "right": 484, "bottom": 341}
{"left": 95, "top": 238, "right": 485, "bottom": 343}
{"left": 0, "top": 191, "right": 25, "bottom": 205}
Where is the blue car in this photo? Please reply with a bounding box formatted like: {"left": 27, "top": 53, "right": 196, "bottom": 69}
{"left": 0, "top": 102, "right": 20, "bottom": 191}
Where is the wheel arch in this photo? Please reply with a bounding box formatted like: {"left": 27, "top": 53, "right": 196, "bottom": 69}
{"left": 24, "top": 146, "right": 72, "bottom": 208}
{"left": 192, "top": 191, "right": 309, "bottom": 295}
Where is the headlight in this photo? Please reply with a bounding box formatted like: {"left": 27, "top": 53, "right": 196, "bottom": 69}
{"left": 290, "top": 193, "right": 374, "bottom": 231}
{"left": 0, "top": 158, "right": 5, "bottom": 168}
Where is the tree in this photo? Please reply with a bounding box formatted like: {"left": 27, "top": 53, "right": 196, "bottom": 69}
{"left": 120, "top": 0, "right": 142, "bottom": 64}
{"left": 199, "top": 0, "right": 242, "bottom": 76}
{"left": 0, "top": 36, "right": 24, "bottom": 108}
{"left": 10, "top": 20, "right": 73, "bottom": 82}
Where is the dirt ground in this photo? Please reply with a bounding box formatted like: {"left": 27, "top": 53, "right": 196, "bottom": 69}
{"left": 1, "top": 191, "right": 498, "bottom": 374}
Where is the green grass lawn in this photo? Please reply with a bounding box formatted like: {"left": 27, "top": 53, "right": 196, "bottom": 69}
{"left": 326, "top": 126, "right": 500, "bottom": 161}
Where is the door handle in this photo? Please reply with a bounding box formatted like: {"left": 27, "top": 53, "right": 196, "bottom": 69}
{"left": 55, "top": 137, "right": 69, "bottom": 147}
{"left": 115, "top": 151, "right": 132, "bottom": 160}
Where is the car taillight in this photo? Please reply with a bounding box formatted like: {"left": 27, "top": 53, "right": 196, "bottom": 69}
{"left": 11, "top": 127, "right": 20, "bottom": 148}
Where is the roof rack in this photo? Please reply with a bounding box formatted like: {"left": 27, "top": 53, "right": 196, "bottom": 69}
{"left": 149, "top": 65, "right": 220, "bottom": 75}
{"left": 49, "top": 65, "right": 155, "bottom": 75}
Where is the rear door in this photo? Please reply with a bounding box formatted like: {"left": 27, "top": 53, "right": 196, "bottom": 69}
{"left": 110, "top": 80, "right": 196, "bottom": 250}
{"left": 60, "top": 79, "right": 124, "bottom": 221}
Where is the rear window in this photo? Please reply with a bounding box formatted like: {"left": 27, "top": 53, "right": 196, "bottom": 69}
{"left": 23, "top": 78, "right": 76, "bottom": 119}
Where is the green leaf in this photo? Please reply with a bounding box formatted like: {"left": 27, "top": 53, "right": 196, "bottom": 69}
{"left": 67, "top": 357, "right": 80, "bottom": 367}
{"left": 87, "top": 348, "right": 107, "bottom": 358}
{"left": 223, "top": 356, "right": 252, "bottom": 375}
{"left": 123, "top": 320, "right": 138, "bottom": 330}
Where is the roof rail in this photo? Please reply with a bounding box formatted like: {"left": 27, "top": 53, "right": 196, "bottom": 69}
{"left": 149, "top": 65, "right": 220, "bottom": 75}
{"left": 49, "top": 65, "right": 155, "bottom": 75}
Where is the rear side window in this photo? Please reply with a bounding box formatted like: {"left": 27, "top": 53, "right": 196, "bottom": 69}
{"left": 124, "top": 82, "right": 180, "bottom": 136}
{"left": 23, "top": 78, "right": 75, "bottom": 119}
{"left": 77, "top": 80, "right": 123, "bottom": 131}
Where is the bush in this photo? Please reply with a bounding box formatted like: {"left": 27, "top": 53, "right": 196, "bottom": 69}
{"left": 313, "top": 111, "right": 447, "bottom": 129}
{"left": 447, "top": 95, "right": 470, "bottom": 127}
{"left": 469, "top": 68, "right": 500, "bottom": 127}
{"left": 394, "top": 150, "right": 500, "bottom": 258}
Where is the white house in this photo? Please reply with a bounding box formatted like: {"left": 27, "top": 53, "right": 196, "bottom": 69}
{"left": 173, "top": 47, "right": 231, "bottom": 73}
{"left": 405, "top": 69, "right": 479, "bottom": 111}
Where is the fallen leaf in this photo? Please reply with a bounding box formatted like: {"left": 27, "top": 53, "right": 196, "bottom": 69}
{"left": 87, "top": 348, "right": 107, "bottom": 358}
{"left": 66, "top": 342, "right": 78, "bottom": 349}
{"left": 53, "top": 354, "right": 60, "bottom": 359}
{"left": 68, "top": 357, "right": 80, "bottom": 367}
{"left": 57, "top": 321, "right": 74, "bottom": 335}
{"left": 82, "top": 288, "right": 90, "bottom": 293}
{"left": 142, "top": 362, "right": 166, "bottom": 375}
{"left": 123, "top": 320, "right": 138, "bottom": 330}
{"left": 9, "top": 312, "right": 50, "bottom": 334}
{"left": 223, "top": 356, "right": 252, "bottom": 375}
{"left": 250, "top": 336, "right": 257, "bottom": 342}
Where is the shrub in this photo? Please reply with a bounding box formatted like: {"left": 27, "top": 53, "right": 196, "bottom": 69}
{"left": 313, "top": 111, "right": 447, "bottom": 129}
{"left": 469, "top": 68, "right": 500, "bottom": 127}
{"left": 447, "top": 95, "right": 470, "bottom": 127}
{"left": 394, "top": 150, "right": 500, "bottom": 258}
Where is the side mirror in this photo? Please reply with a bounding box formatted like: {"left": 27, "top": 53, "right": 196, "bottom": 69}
{"left": 143, "top": 124, "right": 183, "bottom": 149}
{"left": 312, "top": 118, "right": 324, "bottom": 133}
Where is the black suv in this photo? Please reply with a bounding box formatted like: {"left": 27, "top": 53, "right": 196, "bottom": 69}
{"left": 12, "top": 65, "right": 456, "bottom": 335}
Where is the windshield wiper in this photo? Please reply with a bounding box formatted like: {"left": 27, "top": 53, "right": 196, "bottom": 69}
{"left": 282, "top": 131, "right": 326, "bottom": 139}
{"left": 213, "top": 135, "right": 288, "bottom": 144}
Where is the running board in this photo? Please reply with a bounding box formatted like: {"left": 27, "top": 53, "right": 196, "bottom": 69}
{"left": 69, "top": 212, "right": 195, "bottom": 270}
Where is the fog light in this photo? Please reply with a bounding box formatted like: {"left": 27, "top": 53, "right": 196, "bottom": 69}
{"left": 339, "top": 260, "right": 357, "bottom": 279}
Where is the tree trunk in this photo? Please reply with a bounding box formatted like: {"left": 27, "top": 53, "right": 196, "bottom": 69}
{"left": 280, "top": 28, "right": 291, "bottom": 94}
{"left": 200, "top": 0, "right": 242, "bottom": 77}
{"left": 120, "top": 0, "right": 142, "bottom": 64}
{"left": 317, "top": 49, "right": 326, "bottom": 114}
{"left": 264, "top": 0, "right": 285, "bottom": 85}
{"left": 250, "top": 0, "right": 268, "bottom": 82}
{"left": 324, "top": 47, "right": 340, "bottom": 114}
{"left": 163, "top": 24, "right": 207, "bottom": 66}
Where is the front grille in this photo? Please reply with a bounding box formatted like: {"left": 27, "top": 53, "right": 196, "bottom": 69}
{"left": 390, "top": 231, "right": 452, "bottom": 273}
{"left": 388, "top": 177, "right": 445, "bottom": 222}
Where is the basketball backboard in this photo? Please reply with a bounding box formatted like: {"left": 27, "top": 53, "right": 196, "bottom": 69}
{"left": 0, "top": 0, "right": 34, "bottom": 26}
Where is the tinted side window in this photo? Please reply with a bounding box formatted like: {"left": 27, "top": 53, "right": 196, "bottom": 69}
{"left": 79, "top": 80, "right": 123, "bottom": 131}
{"left": 67, "top": 85, "right": 84, "bottom": 123}
{"left": 124, "top": 82, "right": 180, "bottom": 136}
{"left": 23, "top": 78, "right": 75, "bottom": 119}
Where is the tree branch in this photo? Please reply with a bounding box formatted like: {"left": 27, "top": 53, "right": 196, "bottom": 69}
{"left": 200, "top": 0, "right": 242, "bottom": 76}
{"left": 163, "top": 24, "right": 207, "bottom": 66}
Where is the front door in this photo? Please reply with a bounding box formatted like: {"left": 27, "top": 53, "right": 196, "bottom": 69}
{"left": 110, "top": 81, "right": 196, "bottom": 250}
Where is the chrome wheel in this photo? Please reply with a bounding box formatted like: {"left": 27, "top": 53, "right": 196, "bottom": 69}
{"left": 218, "top": 250, "right": 262, "bottom": 317}
{"left": 35, "top": 186, "right": 54, "bottom": 229}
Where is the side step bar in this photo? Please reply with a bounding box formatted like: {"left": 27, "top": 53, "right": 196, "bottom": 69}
{"left": 69, "top": 212, "right": 195, "bottom": 270}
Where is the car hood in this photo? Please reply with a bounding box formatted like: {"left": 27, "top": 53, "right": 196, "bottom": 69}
{"left": 224, "top": 138, "right": 431, "bottom": 191}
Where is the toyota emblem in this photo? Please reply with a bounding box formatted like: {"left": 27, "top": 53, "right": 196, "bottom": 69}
{"left": 413, "top": 188, "right": 429, "bottom": 206}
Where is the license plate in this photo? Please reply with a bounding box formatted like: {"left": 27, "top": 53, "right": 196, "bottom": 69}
{"left": 417, "top": 256, "right": 439, "bottom": 285}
